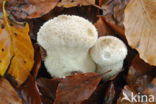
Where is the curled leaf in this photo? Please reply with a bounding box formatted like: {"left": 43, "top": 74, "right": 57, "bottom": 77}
{"left": 0, "top": 20, "right": 13, "bottom": 75}
{"left": 32, "top": 44, "right": 42, "bottom": 79}
{"left": 124, "top": 0, "right": 156, "bottom": 66}
{"left": 0, "top": 1, "right": 34, "bottom": 85}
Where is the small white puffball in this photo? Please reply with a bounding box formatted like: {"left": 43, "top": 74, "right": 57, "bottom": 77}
{"left": 37, "top": 15, "right": 98, "bottom": 78}
{"left": 90, "top": 36, "right": 127, "bottom": 80}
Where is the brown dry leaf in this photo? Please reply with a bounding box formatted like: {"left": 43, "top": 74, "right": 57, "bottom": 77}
{"left": 98, "top": 0, "right": 109, "bottom": 6}
{"left": 18, "top": 75, "right": 42, "bottom": 104}
{"left": 54, "top": 72, "right": 102, "bottom": 104}
{"left": 127, "top": 55, "right": 156, "bottom": 92}
{"left": 98, "top": 0, "right": 129, "bottom": 41}
{"left": 9, "top": 0, "right": 59, "bottom": 19}
{"left": 117, "top": 85, "right": 137, "bottom": 104}
{"left": 101, "top": 16, "right": 126, "bottom": 41}
{"left": 0, "top": 1, "right": 34, "bottom": 86}
{"left": 101, "top": 0, "right": 129, "bottom": 29}
{"left": 32, "top": 44, "right": 42, "bottom": 78}
{"left": 0, "top": 0, "right": 20, "bottom": 10}
{"left": 0, "top": 77, "right": 22, "bottom": 104}
{"left": 103, "top": 81, "right": 115, "bottom": 104}
{"left": 143, "top": 77, "right": 156, "bottom": 103}
{"left": 57, "top": 0, "right": 95, "bottom": 8}
{"left": 81, "top": 83, "right": 106, "bottom": 104}
{"left": 124, "top": 0, "right": 156, "bottom": 66}
{"left": 37, "top": 78, "right": 61, "bottom": 104}
{"left": 94, "top": 17, "right": 113, "bottom": 37}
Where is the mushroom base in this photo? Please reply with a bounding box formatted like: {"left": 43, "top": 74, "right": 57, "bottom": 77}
{"left": 44, "top": 49, "right": 96, "bottom": 78}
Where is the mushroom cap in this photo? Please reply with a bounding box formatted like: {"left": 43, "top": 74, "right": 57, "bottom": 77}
{"left": 90, "top": 36, "right": 127, "bottom": 66}
{"left": 37, "top": 15, "right": 98, "bottom": 50}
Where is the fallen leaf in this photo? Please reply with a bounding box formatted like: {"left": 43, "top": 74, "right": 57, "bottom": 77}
{"left": 103, "top": 81, "right": 115, "bottom": 104}
{"left": 82, "top": 82, "right": 107, "bottom": 104}
{"left": 54, "top": 72, "right": 102, "bottom": 104}
{"left": 0, "top": 1, "right": 34, "bottom": 85}
{"left": 101, "top": 0, "right": 129, "bottom": 29}
{"left": 98, "top": 0, "right": 129, "bottom": 42}
{"left": 117, "top": 85, "right": 137, "bottom": 104}
{"left": 0, "top": 77, "right": 22, "bottom": 104}
{"left": 57, "top": 0, "right": 95, "bottom": 8}
{"left": 37, "top": 78, "right": 61, "bottom": 104}
{"left": 143, "top": 77, "right": 156, "bottom": 103}
{"left": 98, "top": 0, "right": 109, "bottom": 6}
{"left": 101, "top": 16, "right": 126, "bottom": 41}
{"left": 130, "top": 55, "right": 155, "bottom": 74}
{"left": 32, "top": 44, "right": 41, "bottom": 78}
{"left": 124, "top": 0, "right": 156, "bottom": 66}
{"left": 9, "top": 0, "right": 59, "bottom": 19}
{"left": 127, "top": 55, "right": 156, "bottom": 92}
{"left": 18, "top": 75, "right": 41, "bottom": 104}
{"left": 94, "top": 17, "right": 113, "bottom": 37}
{"left": 0, "top": 20, "right": 13, "bottom": 76}
{"left": 39, "top": 46, "right": 47, "bottom": 61}
{"left": 0, "top": 0, "right": 20, "bottom": 11}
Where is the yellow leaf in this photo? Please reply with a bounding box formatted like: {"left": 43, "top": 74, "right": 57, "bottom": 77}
{"left": 0, "top": 0, "right": 13, "bottom": 76}
{"left": 124, "top": 0, "right": 156, "bottom": 66}
{"left": 0, "top": 21, "right": 13, "bottom": 75}
{"left": 57, "top": 0, "right": 95, "bottom": 8}
{"left": 0, "top": 1, "right": 34, "bottom": 85}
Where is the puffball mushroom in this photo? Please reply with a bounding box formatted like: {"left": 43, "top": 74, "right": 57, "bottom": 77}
{"left": 90, "top": 36, "right": 127, "bottom": 80}
{"left": 37, "top": 15, "right": 98, "bottom": 78}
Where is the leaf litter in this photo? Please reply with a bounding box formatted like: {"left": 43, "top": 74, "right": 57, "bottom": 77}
{"left": 0, "top": 0, "right": 155, "bottom": 104}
